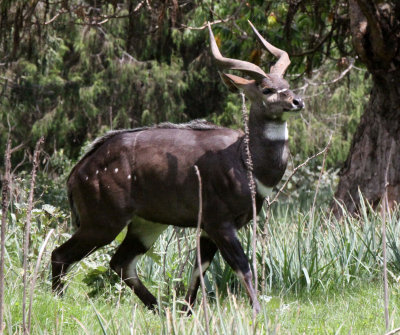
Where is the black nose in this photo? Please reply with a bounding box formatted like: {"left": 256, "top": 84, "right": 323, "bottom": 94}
{"left": 293, "top": 98, "right": 304, "bottom": 109}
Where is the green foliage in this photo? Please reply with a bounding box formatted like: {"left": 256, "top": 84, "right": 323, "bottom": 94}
{"left": 289, "top": 63, "right": 370, "bottom": 171}
{"left": 0, "top": 0, "right": 359, "bottom": 168}
{"left": 4, "top": 169, "right": 400, "bottom": 299}
{"left": 0, "top": 2, "right": 395, "bottom": 333}
{"left": 2, "top": 186, "right": 67, "bottom": 272}
{"left": 2, "top": 173, "right": 400, "bottom": 333}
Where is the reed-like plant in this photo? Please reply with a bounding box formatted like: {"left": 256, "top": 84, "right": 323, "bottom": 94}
{"left": 2, "top": 174, "right": 400, "bottom": 333}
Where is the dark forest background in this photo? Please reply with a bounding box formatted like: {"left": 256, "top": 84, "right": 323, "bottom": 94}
{"left": 0, "top": 0, "right": 399, "bottom": 213}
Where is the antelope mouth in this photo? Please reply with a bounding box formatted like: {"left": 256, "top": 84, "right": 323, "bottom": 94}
{"left": 285, "top": 102, "right": 305, "bottom": 112}
{"left": 284, "top": 106, "right": 302, "bottom": 112}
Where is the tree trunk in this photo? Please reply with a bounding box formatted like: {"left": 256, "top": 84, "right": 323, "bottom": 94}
{"left": 334, "top": 1, "right": 400, "bottom": 216}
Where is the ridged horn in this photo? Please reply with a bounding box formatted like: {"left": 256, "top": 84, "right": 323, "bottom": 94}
{"left": 248, "top": 20, "right": 290, "bottom": 76}
{"left": 208, "top": 22, "right": 268, "bottom": 81}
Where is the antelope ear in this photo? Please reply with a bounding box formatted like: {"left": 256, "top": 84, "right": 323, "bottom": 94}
{"left": 219, "top": 72, "right": 255, "bottom": 93}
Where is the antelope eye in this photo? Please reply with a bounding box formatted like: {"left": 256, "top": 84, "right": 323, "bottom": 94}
{"left": 262, "top": 88, "right": 275, "bottom": 95}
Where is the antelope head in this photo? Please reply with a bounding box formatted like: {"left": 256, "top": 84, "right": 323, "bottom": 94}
{"left": 208, "top": 21, "right": 304, "bottom": 119}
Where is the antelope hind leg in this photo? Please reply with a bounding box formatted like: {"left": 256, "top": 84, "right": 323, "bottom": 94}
{"left": 110, "top": 217, "right": 166, "bottom": 310}
{"left": 52, "top": 224, "right": 124, "bottom": 295}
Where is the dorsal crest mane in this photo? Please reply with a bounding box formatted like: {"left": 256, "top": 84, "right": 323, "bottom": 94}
{"left": 81, "top": 119, "right": 221, "bottom": 162}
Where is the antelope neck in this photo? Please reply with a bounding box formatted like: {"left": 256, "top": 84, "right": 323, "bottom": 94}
{"left": 262, "top": 121, "right": 288, "bottom": 141}
{"left": 247, "top": 104, "right": 289, "bottom": 189}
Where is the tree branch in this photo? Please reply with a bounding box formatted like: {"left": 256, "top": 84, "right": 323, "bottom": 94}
{"left": 22, "top": 137, "right": 44, "bottom": 335}
{"left": 180, "top": 18, "right": 233, "bottom": 30}
{"left": 0, "top": 138, "right": 12, "bottom": 334}
{"left": 291, "top": 31, "right": 332, "bottom": 57}
{"left": 348, "top": 0, "right": 369, "bottom": 65}
{"left": 350, "top": 0, "right": 396, "bottom": 66}
{"left": 267, "top": 137, "right": 333, "bottom": 207}
{"left": 355, "top": 0, "right": 386, "bottom": 57}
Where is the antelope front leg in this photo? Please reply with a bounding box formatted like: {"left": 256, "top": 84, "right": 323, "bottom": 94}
{"left": 206, "top": 224, "right": 260, "bottom": 314}
{"left": 183, "top": 233, "right": 218, "bottom": 313}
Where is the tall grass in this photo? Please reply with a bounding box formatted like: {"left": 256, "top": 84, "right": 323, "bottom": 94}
{"left": 1, "top": 176, "right": 400, "bottom": 333}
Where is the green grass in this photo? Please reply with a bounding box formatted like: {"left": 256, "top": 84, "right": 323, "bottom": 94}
{"left": 2, "top": 185, "right": 400, "bottom": 334}
{"left": 3, "top": 274, "right": 400, "bottom": 334}
{"left": 274, "top": 281, "right": 400, "bottom": 334}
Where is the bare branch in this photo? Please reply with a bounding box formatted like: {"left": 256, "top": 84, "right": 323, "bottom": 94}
{"left": 22, "top": 137, "right": 44, "bottom": 335}
{"left": 308, "top": 58, "right": 354, "bottom": 86}
{"left": 267, "top": 136, "right": 333, "bottom": 207}
{"left": 134, "top": 0, "right": 146, "bottom": 13}
{"left": 193, "top": 165, "right": 210, "bottom": 335}
{"left": 240, "top": 93, "right": 258, "bottom": 321}
{"left": 10, "top": 142, "right": 26, "bottom": 154}
{"left": 382, "top": 139, "right": 395, "bottom": 332}
{"left": 311, "top": 134, "right": 332, "bottom": 219}
{"left": 182, "top": 18, "right": 232, "bottom": 31}
{"left": 386, "top": 327, "right": 400, "bottom": 335}
{"left": 0, "top": 138, "right": 12, "bottom": 334}
{"left": 180, "top": 0, "right": 245, "bottom": 31}
{"left": 295, "top": 58, "right": 355, "bottom": 92}
{"left": 45, "top": 9, "right": 67, "bottom": 25}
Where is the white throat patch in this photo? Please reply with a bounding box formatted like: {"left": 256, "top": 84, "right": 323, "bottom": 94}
{"left": 263, "top": 122, "right": 288, "bottom": 141}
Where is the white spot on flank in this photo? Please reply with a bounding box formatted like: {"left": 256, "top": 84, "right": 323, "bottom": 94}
{"left": 96, "top": 170, "right": 99, "bottom": 175}
{"left": 114, "top": 168, "right": 118, "bottom": 173}
{"left": 263, "top": 121, "right": 288, "bottom": 141}
{"left": 255, "top": 178, "right": 273, "bottom": 198}
{"left": 127, "top": 174, "right": 131, "bottom": 179}
{"left": 85, "top": 176, "right": 88, "bottom": 181}
{"left": 104, "top": 167, "right": 107, "bottom": 171}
